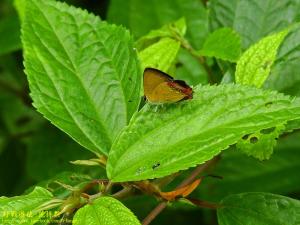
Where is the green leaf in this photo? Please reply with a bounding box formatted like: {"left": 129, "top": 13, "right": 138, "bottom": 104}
{"left": 107, "top": 0, "right": 208, "bottom": 49}
{"left": 198, "top": 133, "right": 300, "bottom": 202}
{"left": 22, "top": 0, "right": 141, "bottom": 155}
{"left": 233, "top": 0, "right": 297, "bottom": 49}
{"left": 138, "top": 37, "right": 180, "bottom": 73}
{"left": 0, "top": 187, "right": 53, "bottom": 225}
{"left": 14, "top": 0, "right": 26, "bottom": 23}
{"left": 209, "top": 0, "right": 239, "bottom": 30}
{"left": 218, "top": 192, "right": 300, "bottom": 225}
{"left": 175, "top": 49, "right": 208, "bottom": 86}
{"left": 265, "top": 25, "right": 300, "bottom": 96}
{"left": 286, "top": 119, "right": 300, "bottom": 132}
{"left": 136, "top": 18, "right": 186, "bottom": 51}
{"left": 266, "top": 60, "right": 300, "bottom": 96}
{"left": 236, "top": 124, "right": 285, "bottom": 160}
{"left": 107, "top": 84, "right": 300, "bottom": 182}
{"left": 209, "top": 0, "right": 299, "bottom": 49}
{"left": 221, "top": 70, "right": 235, "bottom": 84}
{"left": 73, "top": 197, "right": 141, "bottom": 225}
{"left": 0, "top": 15, "right": 22, "bottom": 55}
{"left": 235, "top": 29, "right": 289, "bottom": 88}
{"left": 27, "top": 170, "right": 105, "bottom": 198}
{"left": 200, "top": 27, "right": 241, "bottom": 62}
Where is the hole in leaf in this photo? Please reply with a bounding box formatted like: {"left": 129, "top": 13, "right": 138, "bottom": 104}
{"left": 242, "top": 134, "right": 251, "bottom": 140}
{"left": 152, "top": 162, "right": 160, "bottom": 170}
{"left": 260, "top": 127, "right": 276, "bottom": 134}
{"left": 265, "top": 102, "right": 273, "bottom": 107}
{"left": 250, "top": 136, "right": 258, "bottom": 144}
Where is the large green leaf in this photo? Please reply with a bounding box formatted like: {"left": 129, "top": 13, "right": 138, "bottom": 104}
{"left": 198, "top": 133, "right": 300, "bottom": 202}
{"left": 235, "top": 29, "right": 289, "bottom": 88}
{"left": 209, "top": 0, "right": 299, "bottom": 49}
{"left": 0, "top": 15, "right": 22, "bottom": 55}
{"left": 233, "top": 0, "right": 296, "bottom": 49}
{"left": 265, "top": 25, "right": 300, "bottom": 96}
{"left": 218, "top": 192, "right": 300, "bottom": 225}
{"left": 22, "top": 0, "right": 141, "bottom": 155}
{"left": 73, "top": 197, "right": 141, "bottom": 225}
{"left": 107, "top": 84, "right": 300, "bottom": 182}
{"left": 107, "top": 0, "right": 208, "bottom": 49}
{"left": 200, "top": 27, "right": 241, "bottom": 62}
{"left": 0, "top": 187, "right": 53, "bottom": 225}
{"left": 209, "top": 0, "right": 239, "bottom": 30}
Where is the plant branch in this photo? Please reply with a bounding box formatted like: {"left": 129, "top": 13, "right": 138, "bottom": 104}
{"left": 142, "top": 202, "right": 167, "bottom": 225}
{"left": 112, "top": 186, "right": 135, "bottom": 199}
{"left": 178, "top": 156, "right": 220, "bottom": 188}
{"left": 142, "top": 156, "right": 219, "bottom": 225}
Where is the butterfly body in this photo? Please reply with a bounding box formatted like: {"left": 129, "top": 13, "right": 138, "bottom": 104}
{"left": 143, "top": 68, "right": 193, "bottom": 104}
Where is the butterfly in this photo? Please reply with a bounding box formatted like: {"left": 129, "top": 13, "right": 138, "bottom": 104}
{"left": 143, "top": 68, "right": 193, "bottom": 104}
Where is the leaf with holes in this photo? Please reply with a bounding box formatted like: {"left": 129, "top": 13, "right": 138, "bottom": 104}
{"left": 218, "top": 192, "right": 300, "bottom": 225}
{"left": 22, "top": 0, "right": 141, "bottom": 155}
{"left": 235, "top": 29, "right": 289, "bottom": 88}
{"left": 236, "top": 124, "right": 285, "bottom": 160}
{"left": 73, "top": 197, "right": 141, "bottom": 225}
{"left": 107, "top": 84, "right": 300, "bottom": 182}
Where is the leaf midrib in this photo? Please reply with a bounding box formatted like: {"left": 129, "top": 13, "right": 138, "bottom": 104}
{"left": 32, "top": 1, "right": 114, "bottom": 145}
{"left": 28, "top": 21, "right": 103, "bottom": 153}
{"left": 112, "top": 97, "right": 300, "bottom": 178}
{"left": 112, "top": 91, "right": 286, "bottom": 166}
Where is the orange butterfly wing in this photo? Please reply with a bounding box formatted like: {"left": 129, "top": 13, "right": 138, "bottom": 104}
{"left": 143, "top": 68, "right": 193, "bottom": 104}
